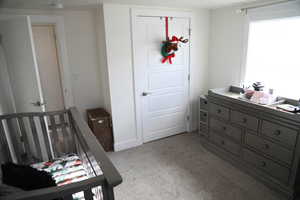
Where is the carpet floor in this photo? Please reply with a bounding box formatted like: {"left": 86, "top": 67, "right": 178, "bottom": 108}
{"left": 108, "top": 132, "right": 284, "bottom": 200}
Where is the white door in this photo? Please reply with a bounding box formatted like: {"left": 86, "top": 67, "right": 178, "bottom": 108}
{"left": 32, "top": 25, "right": 65, "bottom": 112}
{"left": 0, "top": 16, "right": 44, "bottom": 113}
{"left": 0, "top": 16, "right": 49, "bottom": 161}
{"left": 133, "top": 17, "right": 190, "bottom": 143}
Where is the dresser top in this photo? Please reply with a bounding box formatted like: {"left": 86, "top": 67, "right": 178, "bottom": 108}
{"left": 208, "top": 86, "right": 300, "bottom": 123}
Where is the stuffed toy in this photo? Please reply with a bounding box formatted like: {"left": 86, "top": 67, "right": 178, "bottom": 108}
{"left": 161, "top": 36, "right": 188, "bottom": 64}
{"left": 161, "top": 17, "right": 189, "bottom": 64}
{"left": 1, "top": 162, "right": 56, "bottom": 191}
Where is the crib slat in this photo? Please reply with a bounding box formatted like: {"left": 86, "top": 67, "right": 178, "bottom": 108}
{"left": 68, "top": 113, "right": 77, "bottom": 153}
{"left": 29, "top": 116, "right": 43, "bottom": 160}
{"left": 6, "top": 118, "right": 22, "bottom": 163}
{"left": 0, "top": 120, "right": 12, "bottom": 162}
{"left": 49, "top": 115, "right": 59, "bottom": 157}
{"left": 17, "top": 117, "right": 32, "bottom": 158}
{"left": 84, "top": 189, "right": 94, "bottom": 200}
{"left": 39, "top": 116, "right": 52, "bottom": 159}
{"left": 59, "top": 113, "right": 69, "bottom": 152}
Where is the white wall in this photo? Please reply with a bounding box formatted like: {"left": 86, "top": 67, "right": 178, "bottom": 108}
{"left": 208, "top": 7, "right": 246, "bottom": 89}
{"left": 190, "top": 9, "right": 210, "bottom": 130}
{"left": 96, "top": 6, "right": 112, "bottom": 114}
{"left": 103, "top": 4, "right": 138, "bottom": 150}
{"left": 0, "top": 8, "right": 105, "bottom": 117}
{"left": 103, "top": 4, "right": 210, "bottom": 151}
{"left": 63, "top": 10, "right": 104, "bottom": 116}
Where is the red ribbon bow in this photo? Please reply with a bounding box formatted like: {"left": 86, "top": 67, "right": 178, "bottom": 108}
{"left": 162, "top": 53, "right": 175, "bottom": 64}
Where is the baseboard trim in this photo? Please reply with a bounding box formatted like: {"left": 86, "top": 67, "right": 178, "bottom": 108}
{"left": 114, "top": 139, "right": 142, "bottom": 152}
{"left": 114, "top": 129, "right": 198, "bottom": 152}
{"left": 143, "top": 131, "right": 186, "bottom": 143}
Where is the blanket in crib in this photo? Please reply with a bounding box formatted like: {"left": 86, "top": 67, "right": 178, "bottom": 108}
{"left": 31, "top": 154, "right": 89, "bottom": 200}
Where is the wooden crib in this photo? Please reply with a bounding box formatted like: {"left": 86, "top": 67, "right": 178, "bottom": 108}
{"left": 0, "top": 107, "right": 122, "bottom": 200}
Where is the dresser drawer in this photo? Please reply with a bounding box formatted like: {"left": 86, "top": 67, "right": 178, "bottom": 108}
{"left": 210, "top": 131, "right": 240, "bottom": 155}
{"left": 245, "top": 132, "right": 293, "bottom": 164}
{"left": 199, "top": 123, "right": 208, "bottom": 137}
{"left": 209, "top": 103, "right": 230, "bottom": 120}
{"left": 200, "top": 111, "right": 208, "bottom": 123}
{"left": 243, "top": 149, "right": 290, "bottom": 184}
{"left": 261, "top": 121, "right": 298, "bottom": 148}
{"left": 231, "top": 111, "right": 259, "bottom": 131}
{"left": 210, "top": 118, "right": 242, "bottom": 142}
{"left": 200, "top": 96, "right": 208, "bottom": 111}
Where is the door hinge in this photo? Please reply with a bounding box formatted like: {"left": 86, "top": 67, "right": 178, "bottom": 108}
{"left": 188, "top": 28, "right": 191, "bottom": 36}
{"left": 186, "top": 115, "right": 190, "bottom": 121}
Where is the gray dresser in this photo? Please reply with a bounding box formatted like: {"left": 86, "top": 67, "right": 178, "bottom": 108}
{"left": 199, "top": 86, "right": 300, "bottom": 200}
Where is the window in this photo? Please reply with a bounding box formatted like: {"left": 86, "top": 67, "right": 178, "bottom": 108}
{"left": 244, "top": 16, "right": 300, "bottom": 100}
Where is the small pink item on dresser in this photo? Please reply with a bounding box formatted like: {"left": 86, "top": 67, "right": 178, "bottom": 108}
{"left": 245, "top": 90, "right": 255, "bottom": 99}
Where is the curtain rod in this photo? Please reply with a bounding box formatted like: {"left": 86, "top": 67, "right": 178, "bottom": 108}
{"left": 237, "top": 0, "right": 296, "bottom": 13}
{"left": 136, "top": 15, "right": 188, "bottom": 19}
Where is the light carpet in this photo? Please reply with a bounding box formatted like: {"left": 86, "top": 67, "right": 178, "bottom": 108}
{"left": 108, "top": 132, "right": 283, "bottom": 200}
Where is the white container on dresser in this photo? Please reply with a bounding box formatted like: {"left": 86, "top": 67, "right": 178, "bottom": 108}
{"left": 199, "top": 86, "right": 300, "bottom": 200}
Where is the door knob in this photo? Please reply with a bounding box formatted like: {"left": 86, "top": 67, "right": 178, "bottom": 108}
{"left": 31, "top": 101, "right": 46, "bottom": 107}
{"left": 142, "top": 92, "right": 151, "bottom": 96}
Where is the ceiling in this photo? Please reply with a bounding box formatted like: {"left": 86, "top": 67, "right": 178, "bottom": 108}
{"left": 0, "top": 0, "right": 267, "bottom": 10}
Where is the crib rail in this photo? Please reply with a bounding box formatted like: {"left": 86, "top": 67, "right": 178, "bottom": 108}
{"left": 69, "top": 107, "right": 122, "bottom": 187}
{"left": 0, "top": 107, "right": 122, "bottom": 200}
{"left": 0, "top": 109, "right": 73, "bottom": 163}
{"left": 8, "top": 176, "right": 106, "bottom": 200}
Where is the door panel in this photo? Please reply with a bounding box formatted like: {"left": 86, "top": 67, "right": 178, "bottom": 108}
{"left": 134, "top": 17, "right": 190, "bottom": 142}
{"left": 148, "top": 70, "right": 185, "bottom": 90}
{"left": 148, "top": 93, "right": 184, "bottom": 112}
{"left": 32, "top": 25, "right": 65, "bottom": 112}
{"left": 0, "top": 16, "right": 44, "bottom": 113}
{"left": 147, "top": 113, "right": 186, "bottom": 132}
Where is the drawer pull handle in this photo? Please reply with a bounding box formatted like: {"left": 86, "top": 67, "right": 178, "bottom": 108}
{"left": 264, "top": 144, "right": 270, "bottom": 149}
{"left": 203, "top": 113, "right": 207, "bottom": 117}
{"left": 204, "top": 101, "right": 207, "bottom": 105}
{"left": 98, "top": 120, "right": 104, "bottom": 124}
{"left": 217, "top": 109, "right": 222, "bottom": 114}
{"left": 274, "top": 130, "right": 281, "bottom": 136}
{"left": 243, "top": 118, "right": 247, "bottom": 123}
{"left": 261, "top": 161, "right": 267, "bottom": 167}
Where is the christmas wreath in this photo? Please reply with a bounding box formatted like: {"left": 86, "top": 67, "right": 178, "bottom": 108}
{"left": 161, "top": 17, "right": 189, "bottom": 64}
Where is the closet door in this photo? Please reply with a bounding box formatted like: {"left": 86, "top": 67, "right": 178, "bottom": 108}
{"left": 0, "top": 16, "right": 44, "bottom": 113}
{"left": 133, "top": 16, "right": 190, "bottom": 143}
